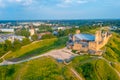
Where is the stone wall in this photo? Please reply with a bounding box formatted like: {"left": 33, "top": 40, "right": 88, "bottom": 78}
{"left": 73, "top": 44, "right": 82, "bottom": 51}
{"left": 89, "top": 32, "right": 112, "bottom": 52}
{"left": 71, "top": 30, "right": 112, "bottom": 55}
{"left": 89, "top": 42, "right": 97, "bottom": 51}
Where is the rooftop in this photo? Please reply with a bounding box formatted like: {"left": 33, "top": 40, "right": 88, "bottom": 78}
{"left": 74, "top": 34, "right": 95, "bottom": 41}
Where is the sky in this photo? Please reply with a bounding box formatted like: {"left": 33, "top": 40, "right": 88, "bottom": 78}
{"left": 0, "top": 0, "right": 120, "bottom": 20}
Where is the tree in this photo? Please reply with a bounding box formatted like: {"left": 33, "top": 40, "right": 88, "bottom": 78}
{"left": 38, "top": 25, "right": 52, "bottom": 33}
{"left": 31, "top": 34, "right": 38, "bottom": 41}
{"left": 0, "top": 44, "right": 6, "bottom": 57}
{"left": 42, "top": 34, "right": 56, "bottom": 39}
{"left": 12, "top": 40, "right": 22, "bottom": 51}
{"left": 22, "top": 38, "right": 31, "bottom": 46}
{"left": 15, "top": 29, "right": 30, "bottom": 38}
{"left": 4, "top": 40, "right": 12, "bottom": 51}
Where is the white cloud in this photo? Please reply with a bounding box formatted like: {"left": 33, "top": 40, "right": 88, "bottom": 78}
{"left": 8, "top": 0, "right": 34, "bottom": 6}
{"left": 22, "top": 0, "right": 33, "bottom": 6}
{"left": 0, "top": 0, "right": 5, "bottom": 8}
{"left": 57, "top": 0, "right": 89, "bottom": 7}
{"left": 0, "top": 0, "right": 93, "bottom": 8}
{"left": 77, "top": 0, "right": 88, "bottom": 4}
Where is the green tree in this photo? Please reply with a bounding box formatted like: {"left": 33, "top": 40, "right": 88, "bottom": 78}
{"left": 42, "top": 34, "right": 56, "bottom": 39}
{"left": 15, "top": 30, "right": 30, "bottom": 38}
{"left": 22, "top": 38, "right": 31, "bottom": 46}
{"left": 38, "top": 25, "right": 52, "bottom": 33}
{"left": 31, "top": 34, "right": 38, "bottom": 41}
{"left": 0, "top": 44, "right": 6, "bottom": 57}
{"left": 12, "top": 40, "right": 22, "bottom": 51}
{"left": 4, "top": 40, "right": 12, "bottom": 51}
{"left": 58, "top": 29, "right": 65, "bottom": 37}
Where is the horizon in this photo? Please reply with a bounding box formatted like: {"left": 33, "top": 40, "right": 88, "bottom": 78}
{"left": 0, "top": 18, "right": 120, "bottom": 21}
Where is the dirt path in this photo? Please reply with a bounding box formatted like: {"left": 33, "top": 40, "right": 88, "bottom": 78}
{"left": 98, "top": 56, "right": 120, "bottom": 78}
{"left": 0, "top": 51, "right": 11, "bottom": 60}
{"left": 70, "top": 68, "right": 83, "bottom": 80}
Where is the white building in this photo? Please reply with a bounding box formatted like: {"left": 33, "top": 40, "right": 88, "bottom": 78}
{"left": 0, "top": 34, "right": 25, "bottom": 43}
{"left": 0, "top": 28, "right": 14, "bottom": 33}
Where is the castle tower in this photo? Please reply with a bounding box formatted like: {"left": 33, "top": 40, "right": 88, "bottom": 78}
{"left": 29, "top": 24, "right": 35, "bottom": 36}
{"left": 76, "top": 30, "right": 80, "bottom": 34}
{"left": 95, "top": 30, "right": 102, "bottom": 43}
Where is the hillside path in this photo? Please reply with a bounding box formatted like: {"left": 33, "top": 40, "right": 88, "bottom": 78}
{"left": 70, "top": 68, "right": 83, "bottom": 80}
{"left": 0, "top": 48, "right": 76, "bottom": 66}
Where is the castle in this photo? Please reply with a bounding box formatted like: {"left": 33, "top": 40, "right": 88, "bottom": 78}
{"left": 67, "top": 29, "right": 112, "bottom": 55}
{"left": 29, "top": 24, "right": 35, "bottom": 36}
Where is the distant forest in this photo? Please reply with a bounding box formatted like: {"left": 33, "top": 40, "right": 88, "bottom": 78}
{"left": 0, "top": 19, "right": 120, "bottom": 26}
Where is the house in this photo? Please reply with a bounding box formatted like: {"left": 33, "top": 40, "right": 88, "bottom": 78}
{"left": 0, "top": 34, "right": 25, "bottom": 43}
{"left": 37, "top": 32, "right": 52, "bottom": 39}
{"left": 0, "top": 28, "right": 14, "bottom": 33}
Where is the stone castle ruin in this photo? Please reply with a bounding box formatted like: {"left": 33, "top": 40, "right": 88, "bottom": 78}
{"left": 67, "top": 29, "right": 112, "bottom": 55}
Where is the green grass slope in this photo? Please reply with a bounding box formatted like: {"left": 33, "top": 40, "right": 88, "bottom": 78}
{"left": 4, "top": 37, "right": 68, "bottom": 61}
{"left": 70, "top": 56, "right": 120, "bottom": 80}
{"left": 1, "top": 30, "right": 120, "bottom": 80}
{"left": 103, "top": 33, "right": 120, "bottom": 62}
{"left": 0, "top": 57, "right": 78, "bottom": 80}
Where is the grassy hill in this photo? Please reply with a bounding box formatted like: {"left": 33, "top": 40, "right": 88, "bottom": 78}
{"left": 103, "top": 33, "right": 120, "bottom": 62}
{"left": 1, "top": 29, "right": 120, "bottom": 80}
{"left": 70, "top": 56, "right": 120, "bottom": 80}
{"left": 3, "top": 37, "right": 68, "bottom": 61}
{"left": 0, "top": 57, "right": 78, "bottom": 80}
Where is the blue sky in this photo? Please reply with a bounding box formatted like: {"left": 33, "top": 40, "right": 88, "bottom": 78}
{"left": 0, "top": 0, "right": 120, "bottom": 20}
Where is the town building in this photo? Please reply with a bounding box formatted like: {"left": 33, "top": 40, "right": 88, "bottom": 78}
{"left": 67, "top": 29, "right": 112, "bottom": 55}
{"left": 0, "top": 34, "right": 25, "bottom": 43}
{"left": 0, "top": 28, "right": 14, "bottom": 33}
{"left": 29, "top": 24, "right": 35, "bottom": 36}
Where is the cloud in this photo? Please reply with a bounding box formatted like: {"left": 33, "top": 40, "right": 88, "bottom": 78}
{"left": 0, "top": 0, "right": 5, "bottom": 8}
{"left": 0, "top": 0, "right": 90, "bottom": 8}
{"left": 57, "top": 0, "right": 89, "bottom": 7}
{"left": 8, "top": 0, "right": 34, "bottom": 6}
{"left": 0, "top": 0, "right": 34, "bottom": 8}
{"left": 77, "top": 0, "right": 88, "bottom": 4}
